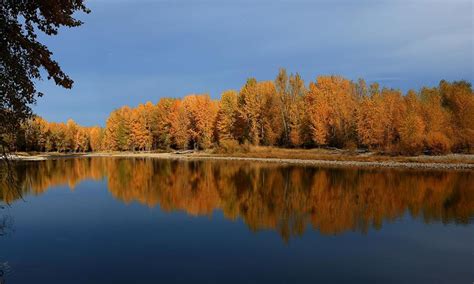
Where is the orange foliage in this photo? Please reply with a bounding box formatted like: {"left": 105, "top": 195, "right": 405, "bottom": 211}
{"left": 169, "top": 100, "right": 190, "bottom": 149}
{"left": 306, "top": 76, "right": 357, "bottom": 146}
{"left": 182, "top": 94, "right": 218, "bottom": 149}
{"left": 217, "top": 90, "right": 239, "bottom": 142}
{"left": 130, "top": 103, "right": 153, "bottom": 151}
{"left": 15, "top": 72, "right": 474, "bottom": 155}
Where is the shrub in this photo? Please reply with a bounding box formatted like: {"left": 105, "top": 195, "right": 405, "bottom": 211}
{"left": 215, "top": 139, "right": 248, "bottom": 154}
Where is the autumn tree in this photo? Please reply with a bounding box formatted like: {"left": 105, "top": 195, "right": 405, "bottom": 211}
{"left": 104, "top": 111, "right": 119, "bottom": 151}
{"left": 36, "top": 117, "right": 49, "bottom": 152}
{"left": 306, "top": 76, "right": 357, "bottom": 147}
{"left": 439, "top": 80, "right": 474, "bottom": 151}
{"left": 275, "top": 68, "right": 291, "bottom": 144}
{"left": 20, "top": 117, "right": 43, "bottom": 151}
{"left": 182, "top": 94, "right": 218, "bottom": 149}
{"left": 238, "top": 79, "right": 282, "bottom": 145}
{"left": 169, "top": 100, "right": 190, "bottom": 149}
{"left": 356, "top": 83, "right": 405, "bottom": 151}
{"left": 258, "top": 81, "right": 282, "bottom": 145}
{"left": 379, "top": 88, "right": 405, "bottom": 151}
{"left": 399, "top": 90, "right": 425, "bottom": 155}
{"left": 238, "top": 78, "right": 260, "bottom": 144}
{"left": 288, "top": 73, "right": 307, "bottom": 146}
{"left": 65, "top": 119, "right": 79, "bottom": 152}
{"left": 49, "top": 122, "right": 68, "bottom": 152}
{"left": 43, "top": 123, "right": 54, "bottom": 152}
{"left": 130, "top": 103, "right": 153, "bottom": 151}
{"left": 89, "top": 126, "right": 103, "bottom": 152}
{"left": 217, "top": 90, "right": 239, "bottom": 143}
{"left": 75, "top": 127, "right": 89, "bottom": 152}
{"left": 104, "top": 107, "right": 132, "bottom": 151}
{"left": 420, "top": 87, "right": 452, "bottom": 154}
{"left": 275, "top": 69, "right": 306, "bottom": 147}
{"left": 151, "top": 98, "right": 175, "bottom": 149}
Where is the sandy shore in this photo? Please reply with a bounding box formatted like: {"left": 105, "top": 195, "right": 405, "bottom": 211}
{"left": 7, "top": 152, "right": 474, "bottom": 170}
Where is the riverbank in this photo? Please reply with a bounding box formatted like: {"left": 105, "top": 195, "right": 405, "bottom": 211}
{"left": 8, "top": 147, "right": 474, "bottom": 170}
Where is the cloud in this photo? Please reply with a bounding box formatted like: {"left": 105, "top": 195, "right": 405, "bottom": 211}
{"left": 33, "top": 0, "right": 473, "bottom": 124}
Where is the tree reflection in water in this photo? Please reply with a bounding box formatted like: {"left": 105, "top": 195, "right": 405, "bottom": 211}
{"left": 0, "top": 212, "right": 12, "bottom": 283}
{"left": 0, "top": 210, "right": 12, "bottom": 283}
{"left": 1, "top": 158, "right": 473, "bottom": 242}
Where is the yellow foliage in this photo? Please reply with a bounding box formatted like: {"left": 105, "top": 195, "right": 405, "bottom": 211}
{"left": 15, "top": 73, "right": 474, "bottom": 155}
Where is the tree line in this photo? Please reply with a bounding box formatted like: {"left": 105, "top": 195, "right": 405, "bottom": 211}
{"left": 10, "top": 69, "right": 474, "bottom": 155}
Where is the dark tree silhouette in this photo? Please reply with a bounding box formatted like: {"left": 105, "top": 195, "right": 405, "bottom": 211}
{"left": 0, "top": 0, "right": 89, "bottom": 152}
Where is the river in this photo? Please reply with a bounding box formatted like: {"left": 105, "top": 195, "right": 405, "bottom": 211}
{"left": 1, "top": 157, "right": 473, "bottom": 283}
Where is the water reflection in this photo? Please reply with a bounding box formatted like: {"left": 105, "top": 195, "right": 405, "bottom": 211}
{"left": 2, "top": 158, "right": 473, "bottom": 241}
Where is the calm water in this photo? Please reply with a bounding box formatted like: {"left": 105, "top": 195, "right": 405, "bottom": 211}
{"left": 0, "top": 157, "right": 473, "bottom": 283}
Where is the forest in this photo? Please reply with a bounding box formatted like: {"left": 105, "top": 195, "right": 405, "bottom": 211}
{"left": 9, "top": 69, "right": 474, "bottom": 155}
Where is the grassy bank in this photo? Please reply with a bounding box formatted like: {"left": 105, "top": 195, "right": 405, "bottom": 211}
{"left": 9, "top": 147, "right": 474, "bottom": 170}
{"left": 213, "top": 146, "right": 474, "bottom": 164}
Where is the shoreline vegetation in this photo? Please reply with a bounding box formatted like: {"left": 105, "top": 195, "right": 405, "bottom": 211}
{"left": 8, "top": 147, "right": 474, "bottom": 170}
{"left": 5, "top": 72, "right": 474, "bottom": 160}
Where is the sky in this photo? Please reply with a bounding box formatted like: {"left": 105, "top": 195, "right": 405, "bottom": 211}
{"left": 34, "top": 0, "right": 473, "bottom": 126}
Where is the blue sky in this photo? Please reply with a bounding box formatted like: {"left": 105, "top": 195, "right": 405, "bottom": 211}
{"left": 34, "top": 0, "right": 473, "bottom": 126}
